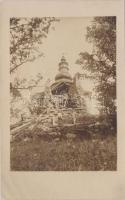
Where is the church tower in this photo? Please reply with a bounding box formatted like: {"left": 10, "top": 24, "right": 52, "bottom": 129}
{"left": 51, "top": 56, "right": 73, "bottom": 95}
{"left": 55, "top": 56, "right": 72, "bottom": 82}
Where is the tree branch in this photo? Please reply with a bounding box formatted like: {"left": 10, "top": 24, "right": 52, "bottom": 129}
{"left": 10, "top": 61, "right": 27, "bottom": 74}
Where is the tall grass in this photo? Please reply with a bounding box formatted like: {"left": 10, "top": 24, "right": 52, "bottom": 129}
{"left": 10, "top": 134, "right": 117, "bottom": 171}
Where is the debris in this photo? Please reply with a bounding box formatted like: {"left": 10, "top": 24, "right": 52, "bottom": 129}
{"left": 66, "top": 133, "right": 76, "bottom": 139}
{"left": 48, "top": 132, "right": 60, "bottom": 136}
{"left": 23, "top": 137, "right": 30, "bottom": 142}
{"left": 28, "top": 124, "right": 35, "bottom": 131}
{"left": 42, "top": 126, "right": 50, "bottom": 132}
{"left": 54, "top": 138, "right": 60, "bottom": 142}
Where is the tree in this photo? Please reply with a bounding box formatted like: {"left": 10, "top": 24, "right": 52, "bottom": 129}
{"left": 10, "top": 73, "right": 43, "bottom": 98}
{"left": 10, "top": 17, "right": 59, "bottom": 74}
{"left": 76, "top": 17, "right": 116, "bottom": 124}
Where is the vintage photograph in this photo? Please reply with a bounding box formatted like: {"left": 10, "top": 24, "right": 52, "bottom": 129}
{"left": 10, "top": 17, "right": 117, "bottom": 171}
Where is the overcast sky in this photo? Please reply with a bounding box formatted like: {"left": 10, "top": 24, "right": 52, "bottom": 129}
{"left": 13, "top": 17, "right": 93, "bottom": 83}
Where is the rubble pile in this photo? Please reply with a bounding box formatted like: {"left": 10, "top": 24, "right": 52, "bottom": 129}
{"left": 10, "top": 108, "right": 96, "bottom": 142}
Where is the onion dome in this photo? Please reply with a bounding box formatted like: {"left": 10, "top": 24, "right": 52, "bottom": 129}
{"left": 55, "top": 72, "right": 72, "bottom": 81}
{"left": 55, "top": 56, "right": 72, "bottom": 81}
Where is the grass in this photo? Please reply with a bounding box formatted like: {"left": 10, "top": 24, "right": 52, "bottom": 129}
{"left": 10, "top": 133, "right": 117, "bottom": 171}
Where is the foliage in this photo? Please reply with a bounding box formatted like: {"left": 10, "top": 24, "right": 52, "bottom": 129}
{"left": 76, "top": 17, "right": 116, "bottom": 120}
{"left": 10, "top": 17, "right": 59, "bottom": 73}
{"left": 10, "top": 95, "right": 31, "bottom": 124}
{"left": 10, "top": 73, "right": 43, "bottom": 98}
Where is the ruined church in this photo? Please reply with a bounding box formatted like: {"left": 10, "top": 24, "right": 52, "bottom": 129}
{"left": 32, "top": 56, "right": 91, "bottom": 111}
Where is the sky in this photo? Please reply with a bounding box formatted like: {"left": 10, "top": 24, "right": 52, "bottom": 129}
{"left": 13, "top": 17, "right": 93, "bottom": 83}
{"left": 11, "top": 17, "right": 99, "bottom": 114}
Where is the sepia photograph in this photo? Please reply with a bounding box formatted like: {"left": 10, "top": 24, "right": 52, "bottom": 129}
{"left": 10, "top": 17, "right": 117, "bottom": 171}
